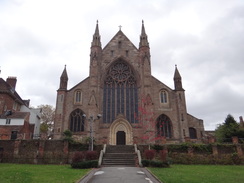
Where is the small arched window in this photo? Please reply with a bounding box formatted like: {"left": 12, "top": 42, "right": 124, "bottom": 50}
{"left": 74, "top": 90, "right": 82, "bottom": 104}
{"left": 156, "top": 114, "right": 172, "bottom": 138}
{"left": 189, "top": 127, "right": 197, "bottom": 139}
{"left": 69, "top": 109, "right": 85, "bottom": 132}
{"left": 160, "top": 90, "right": 168, "bottom": 103}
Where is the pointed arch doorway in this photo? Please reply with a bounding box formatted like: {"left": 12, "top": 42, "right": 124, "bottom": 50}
{"left": 116, "top": 131, "right": 126, "bottom": 145}
{"left": 109, "top": 118, "right": 133, "bottom": 145}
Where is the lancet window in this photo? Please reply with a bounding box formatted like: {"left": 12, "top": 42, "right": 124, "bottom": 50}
{"left": 156, "top": 114, "right": 172, "bottom": 138}
{"left": 160, "top": 90, "right": 168, "bottom": 103}
{"left": 189, "top": 127, "right": 197, "bottom": 139}
{"left": 69, "top": 109, "right": 85, "bottom": 132}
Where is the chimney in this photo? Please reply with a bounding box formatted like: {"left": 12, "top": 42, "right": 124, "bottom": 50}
{"left": 6, "top": 77, "right": 17, "bottom": 89}
{"left": 23, "top": 99, "right": 30, "bottom": 107}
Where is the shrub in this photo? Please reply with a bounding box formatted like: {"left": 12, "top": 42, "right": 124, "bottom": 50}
{"left": 63, "top": 130, "right": 74, "bottom": 143}
{"left": 144, "top": 150, "right": 156, "bottom": 160}
{"left": 141, "top": 159, "right": 150, "bottom": 167}
{"left": 72, "top": 151, "right": 84, "bottom": 163}
{"left": 71, "top": 160, "right": 98, "bottom": 169}
{"left": 152, "top": 144, "right": 163, "bottom": 151}
{"left": 167, "top": 144, "right": 188, "bottom": 153}
{"left": 63, "top": 130, "right": 72, "bottom": 138}
{"left": 85, "top": 151, "right": 98, "bottom": 160}
{"left": 141, "top": 159, "right": 170, "bottom": 168}
{"left": 150, "top": 160, "right": 170, "bottom": 168}
{"left": 231, "top": 153, "right": 241, "bottom": 165}
{"left": 192, "top": 144, "right": 212, "bottom": 154}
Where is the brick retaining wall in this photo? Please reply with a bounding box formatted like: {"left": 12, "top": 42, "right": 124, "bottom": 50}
{"left": 0, "top": 140, "right": 102, "bottom": 164}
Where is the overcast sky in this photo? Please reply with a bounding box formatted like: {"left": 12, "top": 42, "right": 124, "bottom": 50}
{"left": 1, "top": 0, "right": 244, "bottom": 130}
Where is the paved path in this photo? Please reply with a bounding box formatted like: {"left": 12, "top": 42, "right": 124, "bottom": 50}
{"left": 79, "top": 167, "right": 162, "bottom": 183}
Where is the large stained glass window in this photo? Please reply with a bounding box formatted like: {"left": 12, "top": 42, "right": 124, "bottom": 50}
{"left": 156, "top": 114, "right": 172, "bottom": 138}
{"left": 103, "top": 60, "right": 138, "bottom": 123}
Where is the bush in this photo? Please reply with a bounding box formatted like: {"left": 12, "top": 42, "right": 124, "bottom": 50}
{"left": 167, "top": 144, "right": 188, "bottom": 153}
{"left": 141, "top": 159, "right": 150, "bottom": 167}
{"left": 63, "top": 130, "right": 74, "bottom": 143}
{"left": 192, "top": 144, "right": 212, "bottom": 154}
{"left": 168, "top": 153, "right": 244, "bottom": 165}
{"left": 85, "top": 151, "right": 98, "bottom": 160}
{"left": 144, "top": 150, "right": 156, "bottom": 160}
{"left": 71, "top": 160, "right": 98, "bottom": 169}
{"left": 72, "top": 151, "right": 84, "bottom": 163}
{"left": 63, "top": 130, "right": 72, "bottom": 137}
{"left": 152, "top": 144, "right": 163, "bottom": 151}
{"left": 141, "top": 159, "right": 170, "bottom": 168}
{"left": 150, "top": 160, "right": 170, "bottom": 168}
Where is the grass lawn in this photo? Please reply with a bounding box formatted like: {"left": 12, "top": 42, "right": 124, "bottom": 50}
{"left": 149, "top": 165, "right": 244, "bottom": 183}
{"left": 0, "top": 163, "right": 90, "bottom": 183}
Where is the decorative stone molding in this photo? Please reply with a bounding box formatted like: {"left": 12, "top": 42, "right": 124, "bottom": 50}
{"left": 109, "top": 118, "right": 133, "bottom": 145}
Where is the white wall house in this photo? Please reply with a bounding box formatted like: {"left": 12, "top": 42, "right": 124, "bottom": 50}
{"left": 0, "top": 118, "right": 24, "bottom": 126}
{"left": 20, "top": 106, "right": 41, "bottom": 139}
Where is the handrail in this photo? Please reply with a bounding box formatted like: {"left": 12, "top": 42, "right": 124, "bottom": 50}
{"left": 98, "top": 144, "right": 106, "bottom": 167}
{"left": 134, "top": 144, "right": 142, "bottom": 167}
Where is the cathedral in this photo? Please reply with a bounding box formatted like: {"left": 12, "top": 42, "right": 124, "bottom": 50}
{"left": 53, "top": 21, "right": 205, "bottom": 145}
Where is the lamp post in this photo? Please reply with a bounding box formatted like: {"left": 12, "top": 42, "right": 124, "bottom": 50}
{"left": 83, "top": 114, "right": 102, "bottom": 151}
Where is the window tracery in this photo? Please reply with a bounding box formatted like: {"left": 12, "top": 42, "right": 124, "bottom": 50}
{"left": 69, "top": 109, "right": 85, "bottom": 132}
{"left": 103, "top": 60, "right": 138, "bottom": 123}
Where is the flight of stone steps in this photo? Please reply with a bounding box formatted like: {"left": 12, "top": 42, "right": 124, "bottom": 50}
{"left": 102, "top": 145, "right": 136, "bottom": 167}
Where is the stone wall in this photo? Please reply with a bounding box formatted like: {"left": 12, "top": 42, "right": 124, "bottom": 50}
{"left": 138, "top": 142, "right": 244, "bottom": 165}
{"left": 0, "top": 140, "right": 102, "bottom": 164}
{"left": 1, "top": 139, "right": 243, "bottom": 165}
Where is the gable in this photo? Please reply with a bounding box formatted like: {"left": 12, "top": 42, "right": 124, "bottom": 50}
{"left": 103, "top": 30, "right": 138, "bottom": 51}
{"left": 101, "top": 31, "right": 140, "bottom": 76}
{"left": 151, "top": 76, "right": 173, "bottom": 91}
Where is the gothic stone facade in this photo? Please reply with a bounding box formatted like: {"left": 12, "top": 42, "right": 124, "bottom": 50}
{"left": 53, "top": 22, "right": 205, "bottom": 145}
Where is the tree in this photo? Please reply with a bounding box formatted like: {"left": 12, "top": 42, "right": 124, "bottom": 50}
{"left": 215, "top": 114, "right": 241, "bottom": 142}
{"left": 38, "top": 104, "right": 55, "bottom": 139}
{"left": 135, "top": 94, "right": 162, "bottom": 145}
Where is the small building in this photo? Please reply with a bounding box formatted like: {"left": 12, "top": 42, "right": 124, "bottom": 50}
{"left": 0, "top": 77, "right": 41, "bottom": 139}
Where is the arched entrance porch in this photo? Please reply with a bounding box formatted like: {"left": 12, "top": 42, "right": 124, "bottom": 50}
{"left": 109, "top": 118, "right": 133, "bottom": 145}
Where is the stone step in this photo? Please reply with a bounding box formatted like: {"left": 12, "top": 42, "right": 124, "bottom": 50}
{"left": 103, "top": 157, "right": 135, "bottom": 160}
{"left": 102, "top": 160, "right": 135, "bottom": 165}
{"left": 103, "top": 159, "right": 135, "bottom": 163}
{"left": 104, "top": 153, "right": 135, "bottom": 157}
{"left": 106, "top": 145, "right": 134, "bottom": 153}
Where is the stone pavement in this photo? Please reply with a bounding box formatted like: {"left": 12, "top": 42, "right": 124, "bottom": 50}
{"left": 79, "top": 167, "right": 162, "bottom": 183}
